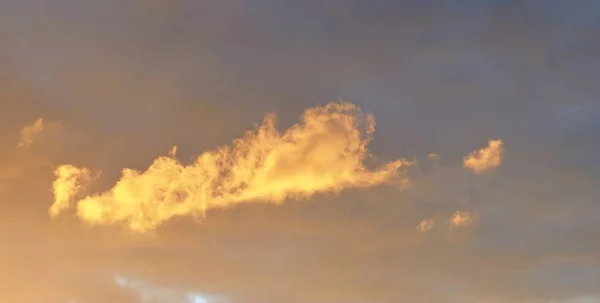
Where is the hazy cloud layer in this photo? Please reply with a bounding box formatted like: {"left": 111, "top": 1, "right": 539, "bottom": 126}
{"left": 1, "top": 1, "right": 599, "bottom": 303}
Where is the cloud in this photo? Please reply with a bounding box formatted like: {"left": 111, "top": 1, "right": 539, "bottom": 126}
{"left": 463, "top": 139, "right": 505, "bottom": 173}
{"left": 115, "top": 275, "right": 219, "bottom": 303}
{"left": 2, "top": 1, "right": 600, "bottom": 302}
{"left": 450, "top": 210, "right": 475, "bottom": 228}
{"left": 417, "top": 218, "right": 435, "bottom": 232}
{"left": 50, "top": 165, "right": 92, "bottom": 218}
{"left": 16, "top": 118, "right": 44, "bottom": 148}
{"left": 427, "top": 152, "right": 440, "bottom": 163}
{"left": 49, "top": 101, "right": 412, "bottom": 232}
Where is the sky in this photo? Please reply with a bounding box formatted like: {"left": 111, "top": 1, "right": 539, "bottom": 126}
{"left": 1, "top": 1, "right": 600, "bottom": 302}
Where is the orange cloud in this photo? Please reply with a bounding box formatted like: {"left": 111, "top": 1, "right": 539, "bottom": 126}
{"left": 417, "top": 218, "right": 435, "bottom": 232}
{"left": 463, "top": 139, "right": 505, "bottom": 173}
{"left": 450, "top": 210, "right": 474, "bottom": 228}
{"left": 49, "top": 102, "right": 412, "bottom": 232}
{"left": 16, "top": 118, "right": 44, "bottom": 148}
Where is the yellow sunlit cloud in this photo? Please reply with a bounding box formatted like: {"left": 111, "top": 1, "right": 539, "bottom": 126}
{"left": 463, "top": 139, "right": 505, "bottom": 173}
{"left": 49, "top": 101, "right": 412, "bottom": 232}
{"left": 16, "top": 118, "right": 44, "bottom": 148}
{"left": 49, "top": 165, "right": 92, "bottom": 218}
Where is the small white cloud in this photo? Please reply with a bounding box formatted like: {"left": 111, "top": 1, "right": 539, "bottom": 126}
{"left": 188, "top": 294, "right": 208, "bottom": 303}
{"left": 115, "top": 275, "right": 218, "bottom": 303}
